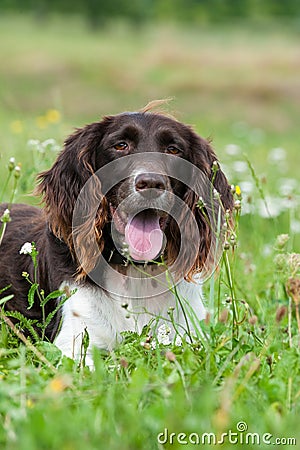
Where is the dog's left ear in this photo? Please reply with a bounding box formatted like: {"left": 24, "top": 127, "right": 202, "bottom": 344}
{"left": 189, "top": 132, "right": 234, "bottom": 212}
{"left": 36, "top": 123, "right": 105, "bottom": 240}
{"left": 173, "top": 130, "right": 234, "bottom": 280}
{"left": 36, "top": 121, "right": 110, "bottom": 276}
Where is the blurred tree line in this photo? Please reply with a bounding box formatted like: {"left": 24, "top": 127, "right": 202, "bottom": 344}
{"left": 1, "top": 0, "right": 299, "bottom": 26}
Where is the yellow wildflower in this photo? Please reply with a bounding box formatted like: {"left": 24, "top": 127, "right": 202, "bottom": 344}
{"left": 26, "top": 399, "right": 34, "bottom": 408}
{"left": 49, "top": 377, "right": 66, "bottom": 393}
{"left": 10, "top": 120, "right": 23, "bottom": 134}
{"left": 235, "top": 185, "right": 242, "bottom": 197}
{"left": 46, "top": 109, "right": 61, "bottom": 124}
{"left": 48, "top": 375, "right": 72, "bottom": 393}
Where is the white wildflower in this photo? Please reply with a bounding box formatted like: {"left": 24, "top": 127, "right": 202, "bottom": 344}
{"left": 279, "top": 178, "right": 298, "bottom": 196}
{"left": 1, "top": 208, "right": 11, "bottom": 223}
{"left": 151, "top": 340, "right": 156, "bottom": 350}
{"left": 19, "top": 242, "right": 33, "bottom": 255}
{"left": 262, "top": 244, "right": 272, "bottom": 257}
{"left": 158, "top": 324, "right": 171, "bottom": 335}
{"left": 157, "top": 324, "right": 171, "bottom": 346}
{"left": 42, "top": 138, "right": 56, "bottom": 147}
{"left": 27, "top": 139, "right": 40, "bottom": 147}
{"left": 224, "top": 144, "right": 241, "bottom": 156}
{"left": 238, "top": 181, "right": 254, "bottom": 194}
{"left": 291, "top": 220, "right": 300, "bottom": 234}
{"left": 27, "top": 139, "right": 41, "bottom": 152}
{"left": 257, "top": 196, "right": 285, "bottom": 218}
{"left": 8, "top": 157, "right": 16, "bottom": 172}
{"left": 268, "top": 147, "right": 286, "bottom": 163}
{"left": 213, "top": 188, "right": 220, "bottom": 200}
{"left": 175, "top": 335, "right": 182, "bottom": 347}
{"left": 42, "top": 138, "right": 60, "bottom": 152}
{"left": 232, "top": 161, "right": 248, "bottom": 174}
{"left": 197, "top": 196, "right": 206, "bottom": 208}
{"left": 14, "top": 165, "right": 22, "bottom": 179}
{"left": 140, "top": 341, "right": 151, "bottom": 350}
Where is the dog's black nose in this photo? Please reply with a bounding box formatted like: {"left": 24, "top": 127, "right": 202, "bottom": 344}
{"left": 135, "top": 173, "right": 166, "bottom": 197}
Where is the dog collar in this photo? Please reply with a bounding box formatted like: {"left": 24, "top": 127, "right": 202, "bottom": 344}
{"left": 49, "top": 228, "right": 161, "bottom": 266}
{"left": 102, "top": 242, "right": 162, "bottom": 266}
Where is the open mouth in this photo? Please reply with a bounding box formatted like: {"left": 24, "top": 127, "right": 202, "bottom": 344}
{"left": 110, "top": 205, "right": 167, "bottom": 262}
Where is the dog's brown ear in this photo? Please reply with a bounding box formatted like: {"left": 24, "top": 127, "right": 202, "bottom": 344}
{"left": 189, "top": 132, "right": 234, "bottom": 212}
{"left": 36, "top": 122, "right": 109, "bottom": 275}
{"left": 166, "top": 184, "right": 213, "bottom": 281}
{"left": 172, "top": 130, "right": 234, "bottom": 280}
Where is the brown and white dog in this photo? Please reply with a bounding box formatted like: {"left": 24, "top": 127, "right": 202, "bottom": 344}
{"left": 0, "top": 106, "right": 233, "bottom": 366}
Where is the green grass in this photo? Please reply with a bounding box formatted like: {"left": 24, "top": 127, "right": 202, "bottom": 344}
{"left": 0, "top": 13, "right": 300, "bottom": 450}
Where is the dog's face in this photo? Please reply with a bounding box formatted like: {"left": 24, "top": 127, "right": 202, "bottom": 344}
{"left": 37, "top": 110, "right": 233, "bottom": 280}
{"left": 98, "top": 113, "right": 198, "bottom": 262}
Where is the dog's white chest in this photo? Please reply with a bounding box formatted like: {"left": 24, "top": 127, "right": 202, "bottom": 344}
{"left": 55, "top": 267, "right": 206, "bottom": 366}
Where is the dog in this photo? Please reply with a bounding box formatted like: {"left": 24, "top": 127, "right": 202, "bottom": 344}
{"left": 0, "top": 105, "right": 233, "bottom": 366}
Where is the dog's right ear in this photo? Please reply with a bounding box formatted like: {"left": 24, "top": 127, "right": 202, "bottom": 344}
{"left": 35, "top": 121, "right": 109, "bottom": 245}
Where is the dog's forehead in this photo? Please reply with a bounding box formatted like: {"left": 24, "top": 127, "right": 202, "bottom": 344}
{"left": 107, "top": 112, "right": 185, "bottom": 133}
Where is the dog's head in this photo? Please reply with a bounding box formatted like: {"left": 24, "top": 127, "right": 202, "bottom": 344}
{"left": 37, "top": 107, "right": 233, "bottom": 281}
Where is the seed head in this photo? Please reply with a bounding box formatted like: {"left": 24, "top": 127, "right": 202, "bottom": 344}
{"left": 212, "top": 160, "right": 219, "bottom": 174}
{"left": 225, "top": 209, "right": 231, "bottom": 219}
{"left": 287, "top": 253, "right": 300, "bottom": 275}
{"left": 1, "top": 209, "right": 11, "bottom": 223}
{"left": 286, "top": 277, "right": 300, "bottom": 306}
{"left": 14, "top": 165, "right": 21, "bottom": 179}
{"left": 196, "top": 197, "right": 206, "bottom": 209}
{"left": 213, "top": 188, "right": 220, "bottom": 200}
{"left": 275, "top": 234, "right": 289, "bottom": 250}
{"left": 275, "top": 305, "right": 287, "bottom": 323}
{"left": 141, "top": 342, "right": 151, "bottom": 350}
{"left": 229, "top": 234, "right": 237, "bottom": 246}
{"left": 274, "top": 254, "right": 287, "bottom": 271}
{"left": 248, "top": 315, "right": 258, "bottom": 326}
{"left": 165, "top": 351, "right": 176, "bottom": 362}
{"left": 234, "top": 200, "right": 241, "bottom": 211}
{"left": 119, "top": 357, "right": 128, "bottom": 368}
{"left": 224, "top": 241, "right": 230, "bottom": 250}
{"left": 8, "top": 157, "right": 16, "bottom": 172}
{"left": 219, "top": 309, "right": 229, "bottom": 323}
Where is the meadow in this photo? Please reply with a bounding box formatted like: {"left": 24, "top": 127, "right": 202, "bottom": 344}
{"left": 0, "top": 13, "right": 300, "bottom": 449}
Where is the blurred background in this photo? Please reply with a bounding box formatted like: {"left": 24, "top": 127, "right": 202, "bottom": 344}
{"left": 0, "top": 0, "right": 300, "bottom": 256}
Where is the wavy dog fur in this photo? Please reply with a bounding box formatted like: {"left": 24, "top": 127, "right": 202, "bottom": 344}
{"left": 0, "top": 106, "right": 233, "bottom": 362}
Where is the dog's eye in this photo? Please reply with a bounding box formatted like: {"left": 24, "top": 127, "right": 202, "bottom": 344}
{"left": 114, "top": 142, "right": 128, "bottom": 151}
{"left": 166, "top": 145, "right": 181, "bottom": 155}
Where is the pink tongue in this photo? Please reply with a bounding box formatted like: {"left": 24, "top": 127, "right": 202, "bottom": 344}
{"left": 125, "top": 213, "right": 163, "bottom": 261}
